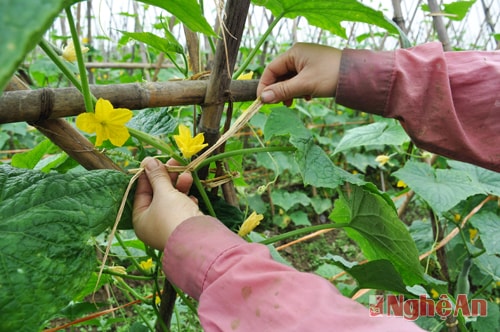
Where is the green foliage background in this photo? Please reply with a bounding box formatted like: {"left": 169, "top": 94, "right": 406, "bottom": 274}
{"left": 0, "top": 0, "right": 499, "bottom": 331}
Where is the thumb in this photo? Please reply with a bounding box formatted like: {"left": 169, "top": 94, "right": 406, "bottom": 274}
{"left": 142, "top": 157, "right": 174, "bottom": 193}
{"left": 260, "top": 77, "right": 305, "bottom": 104}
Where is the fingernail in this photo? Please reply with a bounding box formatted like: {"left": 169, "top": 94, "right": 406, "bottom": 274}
{"left": 260, "top": 90, "right": 275, "bottom": 103}
{"left": 144, "top": 157, "right": 160, "bottom": 171}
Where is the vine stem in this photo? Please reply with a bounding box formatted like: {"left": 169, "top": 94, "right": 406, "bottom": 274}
{"left": 259, "top": 223, "right": 342, "bottom": 245}
{"left": 233, "top": 13, "right": 284, "bottom": 79}
{"left": 65, "top": 6, "right": 94, "bottom": 113}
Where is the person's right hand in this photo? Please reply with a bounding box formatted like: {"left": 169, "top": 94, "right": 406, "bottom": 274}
{"left": 257, "top": 43, "right": 342, "bottom": 106}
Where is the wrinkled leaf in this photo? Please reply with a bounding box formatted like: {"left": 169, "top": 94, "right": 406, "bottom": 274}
{"left": 333, "top": 121, "right": 410, "bottom": 155}
{"left": 136, "top": 0, "right": 216, "bottom": 36}
{"left": 128, "top": 107, "right": 177, "bottom": 136}
{"left": 329, "top": 185, "right": 425, "bottom": 286}
{"left": 393, "top": 161, "right": 486, "bottom": 213}
{"left": 252, "top": 0, "right": 398, "bottom": 39}
{"left": 0, "top": 165, "right": 131, "bottom": 331}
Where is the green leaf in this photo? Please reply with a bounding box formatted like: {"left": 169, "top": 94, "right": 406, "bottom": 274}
{"left": 447, "top": 160, "right": 500, "bottom": 197}
{"left": 0, "top": 1, "right": 74, "bottom": 92}
{"left": 11, "top": 139, "right": 59, "bottom": 169}
{"left": 393, "top": 161, "right": 486, "bottom": 213}
{"left": 135, "top": 0, "right": 216, "bottom": 37}
{"left": 289, "top": 210, "right": 311, "bottom": 226}
{"left": 443, "top": 0, "right": 476, "bottom": 21}
{"left": 470, "top": 301, "right": 500, "bottom": 332}
{"left": 329, "top": 185, "right": 425, "bottom": 286}
{"left": 333, "top": 121, "right": 410, "bottom": 155}
{"left": 252, "top": 0, "right": 398, "bottom": 38}
{"left": 0, "top": 165, "right": 131, "bottom": 331}
{"left": 265, "top": 107, "right": 363, "bottom": 188}
{"left": 470, "top": 212, "right": 500, "bottom": 256}
{"left": 128, "top": 107, "right": 178, "bottom": 136}
{"left": 271, "top": 189, "right": 311, "bottom": 211}
{"left": 325, "top": 255, "right": 410, "bottom": 294}
{"left": 264, "top": 106, "right": 311, "bottom": 142}
{"left": 120, "top": 31, "right": 184, "bottom": 55}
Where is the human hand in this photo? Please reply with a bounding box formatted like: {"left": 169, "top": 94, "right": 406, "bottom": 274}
{"left": 133, "top": 157, "right": 203, "bottom": 250}
{"left": 257, "top": 43, "right": 342, "bottom": 106}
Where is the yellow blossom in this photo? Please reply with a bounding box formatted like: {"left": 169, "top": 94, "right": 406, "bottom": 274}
{"left": 76, "top": 98, "right": 132, "bottom": 146}
{"left": 430, "top": 288, "right": 439, "bottom": 299}
{"left": 375, "top": 154, "right": 390, "bottom": 166}
{"left": 173, "top": 124, "right": 208, "bottom": 159}
{"left": 237, "top": 71, "right": 253, "bottom": 80}
{"left": 238, "top": 211, "right": 264, "bottom": 237}
{"left": 155, "top": 294, "right": 161, "bottom": 305}
{"left": 454, "top": 213, "right": 461, "bottom": 222}
{"left": 469, "top": 228, "right": 478, "bottom": 244}
{"left": 396, "top": 180, "right": 407, "bottom": 188}
{"left": 108, "top": 265, "right": 127, "bottom": 282}
{"left": 62, "top": 40, "right": 89, "bottom": 62}
{"left": 139, "top": 258, "right": 154, "bottom": 273}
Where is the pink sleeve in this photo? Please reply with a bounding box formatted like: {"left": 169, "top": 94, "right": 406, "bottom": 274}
{"left": 163, "top": 216, "right": 424, "bottom": 331}
{"left": 336, "top": 42, "right": 500, "bottom": 172}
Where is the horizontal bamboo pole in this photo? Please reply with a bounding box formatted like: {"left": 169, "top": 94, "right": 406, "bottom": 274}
{"left": 0, "top": 79, "right": 258, "bottom": 124}
{"left": 85, "top": 62, "right": 174, "bottom": 69}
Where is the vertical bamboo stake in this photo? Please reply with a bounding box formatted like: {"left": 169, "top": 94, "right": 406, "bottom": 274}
{"left": 198, "top": 0, "right": 252, "bottom": 206}
{"left": 427, "top": 0, "right": 452, "bottom": 51}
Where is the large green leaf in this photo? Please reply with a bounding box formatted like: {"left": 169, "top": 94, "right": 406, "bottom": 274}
{"left": 252, "top": 0, "right": 398, "bottom": 38}
{"left": 447, "top": 160, "right": 500, "bottom": 197}
{"left": 333, "top": 121, "right": 410, "bottom": 155}
{"left": 393, "top": 161, "right": 487, "bottom": 214}
{"left": 0, "top": 0, "right": 75, "bottom": 92}
{"left": 324, "top": 255, "right": 410, "bottom": 294}
{"left": 264, "top": 107, "right": 362, "bottom": 188}
{"left": 469, "top": 212, "right": 500, "bottom": 256}
{"left": 120, "top": 31, "right": 184, "bottom": 55}
{"left": 329, "top": 185, "right": 425, "bottom": 286}
{"left": 0, "top": 165, "right": 130, "bottom": 331}
{"left": 136, "top": 0, "right": 216, "bottom": 37}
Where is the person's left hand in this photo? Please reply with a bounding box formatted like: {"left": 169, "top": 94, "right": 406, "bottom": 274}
{"left": 133, "top": 157, "right": 203, "bottom": 250}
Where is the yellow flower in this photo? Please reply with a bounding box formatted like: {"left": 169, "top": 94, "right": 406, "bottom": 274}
{"left": 454, "top": 213, "right": 461, "bottom": 222}
{"left": 238, "top": 212, "right": 264, "bottom": 237}
{"left": 139, "top": 258, "right": 154, "bottom": 273}
{"left": 375, "top": 154, "right": 390, "bottom": 166}
{"left": 76, "top": 98, "right": 132, "bottom": 146}
{"left": 469, "top": 228, "right": 478, "bottom": 244}
{"left": 62, "top": 40, "right": 89, "bottom": 62}
{"left": 108, "top": 265, "right": 127, "bottom": 282}
{"left": 237, "top": 71, "right": 253, "bottom": 80}
{"left": 173, "top": 124, "right": 208, "bottom": 159}
{"left": 397, "top": 180, "right": 407, "bottom": 188}
{"left": 430, "top": 288, "right": 439, "bottom": 299}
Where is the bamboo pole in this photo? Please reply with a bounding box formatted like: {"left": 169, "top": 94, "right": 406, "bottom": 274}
{"left": 198, "top": 0, "right": 251, "bottom": 207}
{"left": 0, "top": 79, "right": 258, "bottom": 124}
{"left": 5, "top": 75, "right": 121, "bottom": 171}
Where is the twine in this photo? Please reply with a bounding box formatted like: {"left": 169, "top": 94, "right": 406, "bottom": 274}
{"left": 96, "top": 98, "right": 263, "bottom": 293}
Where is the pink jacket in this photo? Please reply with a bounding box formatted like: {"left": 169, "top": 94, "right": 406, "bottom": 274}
{"left": 337, "top": 42, "right": 500, "bottom": 172}
{"left": 164, "top": 217, "right": 423, "bottom": 331}
{"left": 162, "top": 43, "right": 499, "bottom": 331}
